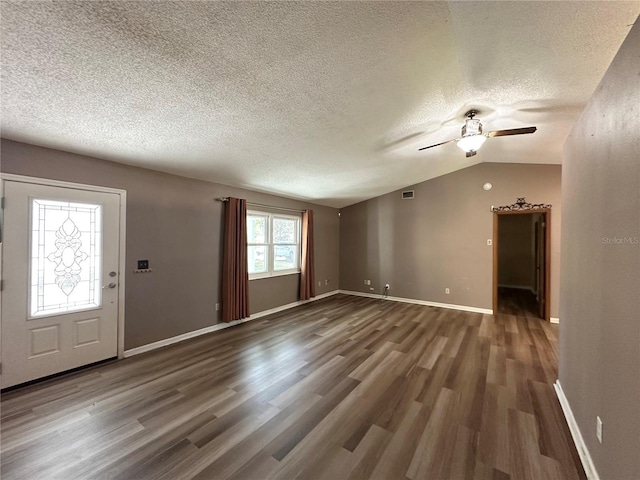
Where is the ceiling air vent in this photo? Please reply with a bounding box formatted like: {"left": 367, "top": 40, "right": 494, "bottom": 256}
{"left": 402, "top": 190, "right": 415, "bottom": 200}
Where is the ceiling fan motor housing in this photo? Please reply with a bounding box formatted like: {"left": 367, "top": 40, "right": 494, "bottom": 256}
{"left": 462, "top": 118, "right": 483, "bottom": 137}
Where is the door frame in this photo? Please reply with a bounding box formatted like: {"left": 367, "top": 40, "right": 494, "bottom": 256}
{"left": 1, "top": 173, "right": 127, "bottom": 358}
{"left": 492, "top": 206, "right": 551, "bottom": 322}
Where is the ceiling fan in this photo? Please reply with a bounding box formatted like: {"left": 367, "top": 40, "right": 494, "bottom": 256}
{"left": 418, "top": 110, "right": 537, "bottom": 157}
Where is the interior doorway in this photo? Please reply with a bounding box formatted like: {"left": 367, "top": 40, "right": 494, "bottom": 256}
{"left": 492, "top": 205, "right": 551, "bottom": 321}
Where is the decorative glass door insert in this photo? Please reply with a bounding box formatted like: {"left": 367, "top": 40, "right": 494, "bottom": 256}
{"left": 30, "top": 198, "right": 102, "bottom": 318}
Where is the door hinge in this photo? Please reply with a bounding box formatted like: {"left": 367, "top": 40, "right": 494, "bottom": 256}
{"left": 0, "top": 279, "right": 3, "bottom": 291}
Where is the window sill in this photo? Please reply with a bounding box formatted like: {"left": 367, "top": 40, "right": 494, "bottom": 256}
{"left": 249, "top": 270, "right": 301, "bottom": 281}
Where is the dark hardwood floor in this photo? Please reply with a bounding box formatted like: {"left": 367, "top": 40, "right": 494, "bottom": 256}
{"left": 1, "top": 294, "right": 584, "bottom": 480}
{"left": 497, "top": 287, "right": 542, "bottom": 318}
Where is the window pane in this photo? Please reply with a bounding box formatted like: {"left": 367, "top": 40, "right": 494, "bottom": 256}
{"left": 248, "top": 245, "right": 268, "bottom": 274}
{"left": 247, "top": 215, "right": 267, "bottom": 244}
{"left": 30, "top": 199, "right": 102, "bottom": 317}
{"left": 274, "top": 245, "right": 298, "bottom": 271}
{"left": 273, "top": 217, "right": 296, "bottom": 244}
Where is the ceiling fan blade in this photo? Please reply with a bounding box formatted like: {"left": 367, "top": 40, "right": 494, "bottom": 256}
{"left": 418, "top": 138, "right": 456, "bottom": 151}
{"left": 378, "top": 131, "right": 425, "bottom": 151}
{"left": 487, "top": 127, "right": 537, "bottom": 137}
{"left": 466, "top": 150, "right": 477, "bottom": 158}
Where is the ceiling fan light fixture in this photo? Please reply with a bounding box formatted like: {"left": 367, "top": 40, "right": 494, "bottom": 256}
{"left": 417, "top": 108, "right": 535, "bottom": 154}
{"left": 456, "top": 134, "right": 487, "bottom": 153}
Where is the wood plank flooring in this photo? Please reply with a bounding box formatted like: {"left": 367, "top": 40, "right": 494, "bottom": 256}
{"left": 497, "top": 287, "right": 541, "bottom": 318}
{"left": 1, "top": 294, "right": 585, "bottom": 479}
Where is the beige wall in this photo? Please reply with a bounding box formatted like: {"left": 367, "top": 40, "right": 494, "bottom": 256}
{"left": 0, "top": 139, "right": 340, "bottom": 350}
{"left": 339, "top": 162, "right": 561, "bottom": 316}
{"left": 560, "top": 19, "right": 639, "bottom": 479}
{"left": 498, "top": 214, "right": 535, "bottom": 289}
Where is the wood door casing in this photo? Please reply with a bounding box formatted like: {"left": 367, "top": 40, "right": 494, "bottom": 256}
{"left": 536, "top": 217, "right": 546, "bottom": 319}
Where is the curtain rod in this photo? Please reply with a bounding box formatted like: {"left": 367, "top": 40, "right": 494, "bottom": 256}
{"left": 217, "top": 197, "right": 305, "bottom": 214}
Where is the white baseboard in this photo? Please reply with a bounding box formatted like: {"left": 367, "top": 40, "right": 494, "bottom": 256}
{"left": 248, "top": 290, "right": 339, "bottom": 320}
{"left": 554, "top": 380, "right": 600, "bottom": 480}
{"left": 124, "top": 290, "right": 340, "bottom": 358}
{"left": 551, "top": 317, "right": 560, "bottom": 324}
{"left": 338, "top": 290, "right": 493, "bottom": 315}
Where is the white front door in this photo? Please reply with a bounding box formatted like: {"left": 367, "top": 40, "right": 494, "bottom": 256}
{"left": 1, "top": 180, "right": 122, "bottom": 388}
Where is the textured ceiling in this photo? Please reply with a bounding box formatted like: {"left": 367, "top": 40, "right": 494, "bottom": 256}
{"left": 2, "top": 2, "right": 639, "bottom": 207}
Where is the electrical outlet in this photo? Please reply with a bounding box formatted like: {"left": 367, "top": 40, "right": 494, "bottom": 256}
{"left": 596, "top": 416, "right": 603, "bottom": 444}
{"left": 325, "top": 279, "right": 329, "bottom": 285}
{"left": 318, "top": 281, "right": 321, "bottom": 287}
{"left": 445, "top": 288, "right": 450, "bottom": 294}
{"left": 215, "top": 303, "right": 219, "bottom": 311}
{"left": 364, "top": 279, "right": 367, "bottom": 285}
{"left": 487, "top": 239, "right": 492, "bottom": 246}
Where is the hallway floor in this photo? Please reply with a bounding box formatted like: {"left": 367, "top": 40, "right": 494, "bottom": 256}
{"left": 498, "top": 287, "right": 542, "bottom": 319}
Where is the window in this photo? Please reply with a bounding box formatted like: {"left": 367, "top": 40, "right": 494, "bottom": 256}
{"left": 30, "top": 199, "right": 102, "bottom": 317}
{"left": 247, "top": 211, "right": 301, "bottom": 279}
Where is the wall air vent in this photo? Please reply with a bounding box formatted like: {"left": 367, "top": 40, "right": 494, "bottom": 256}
{"left": 402, "top": 190, "right": 415, "bottom": 200}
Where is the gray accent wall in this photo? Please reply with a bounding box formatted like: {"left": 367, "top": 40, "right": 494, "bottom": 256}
{"left": 339, "top": 163, "right": 561, "bottom": 316}
{"left": 560, "top": 19, "right": 640, "bottom": 479}
{"left": 0, "top": 139, "right": 340, "bottom": 350}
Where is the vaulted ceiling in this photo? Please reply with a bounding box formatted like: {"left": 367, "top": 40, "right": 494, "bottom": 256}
{"left": 2, "top": 2, "right": 638, "bottom": 207}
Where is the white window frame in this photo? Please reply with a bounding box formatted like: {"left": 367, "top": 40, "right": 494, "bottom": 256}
{"left": 247, "top": 210, "right": 301, "bottom": 280}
